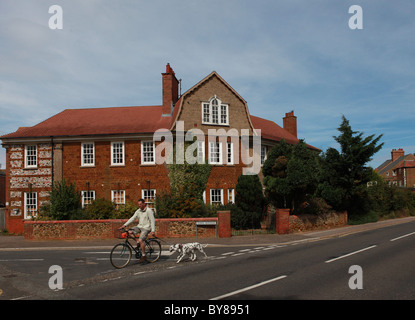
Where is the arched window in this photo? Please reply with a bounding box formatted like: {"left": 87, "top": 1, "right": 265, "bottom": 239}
{"left": 201, "top": 96, "right": 229, "bottom": 125}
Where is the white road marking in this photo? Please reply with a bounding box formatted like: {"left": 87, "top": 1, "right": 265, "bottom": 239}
{"left": 390, "top": 231, "right": 415, "bottom": 242}
{"left": 210, "top": 275, "right": 287, "bottom": 300}
{"left": 325, "top": 245, "right": 377, "bottom": 263}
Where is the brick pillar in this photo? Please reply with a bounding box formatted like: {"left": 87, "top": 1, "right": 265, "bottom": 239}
{"left": 276, "top": 208, "right": 290, "bottom": 234}
{"left": 217, "top": 211, "right": 231, "bottom": 238}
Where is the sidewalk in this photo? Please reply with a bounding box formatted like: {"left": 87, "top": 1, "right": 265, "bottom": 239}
{"left": 1, "top": 216, "right": 414, "bottom": 250}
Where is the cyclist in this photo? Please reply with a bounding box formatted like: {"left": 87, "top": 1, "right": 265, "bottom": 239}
{"left": 119, "top": 198, "right": 155, "bottom": 262}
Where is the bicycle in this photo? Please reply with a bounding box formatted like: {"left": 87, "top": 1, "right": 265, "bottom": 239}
{"left": 110, "top": 228, "right": 162, "bottom": 269}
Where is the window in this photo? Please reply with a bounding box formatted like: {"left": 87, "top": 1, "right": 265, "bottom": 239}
{"left": 261, "top": 146, "right": 267, "bottom": 165}
{"left": 210, "top": 189, "right": 223, "bottom": 205}
{"left": 24, "top": 192, "right": 37, "bottom": 218}
{"left": 202, "top": 97, "right": 229, "bottom": 125}
{"left": 197, "top": 141, "right": 205, "bottom": 163}
{"left": 142, "top": 189, "right": 156, "bottom": 209}
{"left": 25, "top": 145, "right": 37, "bottom": 168}
{"left": 209, "top": 142, "right": 222, "bottom": 164}
{"left": 228, "top": 188, "right": 234, "bottom": 204}
{"left": 82, "top": 142, "right": 95, "bottom": 166}
{"left": 142, "top": 141, "right": 155, "bottom": 164}
{"left": 111, "top": 190, "right": 125, "bottom": 206}
{"left": 227, "top": 142, "right": 233, "bottom": 165}
{"left": 111, "top": 142, "right": 125, "bottom": 165}
{"left": 81, "top": 190, "right": 95, "bottom": 207}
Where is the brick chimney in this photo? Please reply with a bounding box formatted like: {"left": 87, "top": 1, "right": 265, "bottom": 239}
{"left": 283, "top": 111, "right": 297, "bottom": 138}
{"left": 162, "top": 63, "right": 179, "bottom": 115}
{"left": 391, "top": 148, "right": 404, "bottom": 162}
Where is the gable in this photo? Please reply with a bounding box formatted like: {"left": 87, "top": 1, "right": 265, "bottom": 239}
{"left": 170, "top": 72, "right": 255, "bottom": 135}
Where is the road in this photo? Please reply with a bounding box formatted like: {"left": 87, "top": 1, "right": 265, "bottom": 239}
{"left": 1, "top": 219, "right": 414, "bottom": 302}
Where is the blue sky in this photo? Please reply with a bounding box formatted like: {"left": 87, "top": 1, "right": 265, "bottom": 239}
{"left": 1, "top": 0, "right": 414, "bottom": 169}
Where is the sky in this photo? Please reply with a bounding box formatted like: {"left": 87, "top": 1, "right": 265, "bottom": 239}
{"left": 1, "top": 0, "right": 414, "bottom": 169}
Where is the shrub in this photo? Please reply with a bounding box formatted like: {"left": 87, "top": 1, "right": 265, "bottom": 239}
{"left": 84, "top": 198, "right": 116, "bottom": 220}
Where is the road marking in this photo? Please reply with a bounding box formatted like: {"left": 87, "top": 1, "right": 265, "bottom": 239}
{"left": 238, "top": 249, "right": 251, "bottom": 252}
{"left": 325, "top": 245, "right": 377, "bottom": 263}
{"left": 231, "top": 253, "right": 245, "bottom": 257}
{"left": 0, "top": 258, "right": 44, "bottom": 262}
{"left": 210, "top": 275, "right": 287, "bottom": 300}
{"left": 390, "top": 231, "right": 415, "bottom": 242}
{"left": 221, "top": 252, "right": 235, "bottom": 256}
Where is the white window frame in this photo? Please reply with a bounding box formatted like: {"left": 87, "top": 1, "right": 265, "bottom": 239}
{"left": 261, "top": 146, "right": 267, "bottom": 165}
{"left": 111, "top": 190, "right": 125, "bottom": 206}
{"left": 111, "top": 141, "right": 125, "bottom": 166}
{"left": 197, "top": 141, "right": 205, "bottom": 164}
{"left": 81, "top": 190, "right": 95, "bottom": 208}
{"left": 24, "top": 192, "right": 37, "bottom": 219}
{"left": 210, "top": 189, "right": 223, "bottom": 205}
{"left": 25, "top": 145, "right": 37, "bottom": 168}
{"left": 227, "top": 188, "right": 235, "bottom": 204}
{"left": 202, "top": 96, "right": 229, "bottom": 126}
{"left": 142, "top": 189, "right": 156, "bottom": 209}
{"left": 81, "top": 142, "right": 95, "bottom": 167}
{"left": 209, "top": 142, "right": 222, "bottom": 165}
{"left": 226, "top": 142, "right": 233, "bottom": 165}
{"left": 141, "top": 141, "right": 155, "bottom": 164}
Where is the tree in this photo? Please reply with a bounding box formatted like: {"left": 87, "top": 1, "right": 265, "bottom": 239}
{"left": 317, "top": 115, "right": 383, "bottom": 216}
{"left": 39, "top": 179, "right": 84, "bottom": 220}
{"left": 232, "top": 174, "right": 265, "bottom": 229}
{"left": 263, "top": 139, "right": 320, "bottom": 211}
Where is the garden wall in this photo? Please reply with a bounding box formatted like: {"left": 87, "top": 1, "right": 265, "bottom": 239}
{"left": 24, "top": 211, "right": 231, "bottom": 240}
{"left": 289, "top": 211, "right": 348, "bottom": 233}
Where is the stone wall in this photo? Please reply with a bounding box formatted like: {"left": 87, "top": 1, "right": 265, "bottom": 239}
{"left": 289, "top": 211, "right": 348, "bottom": 233}
{"left": 23, "top": 214, "right": 231, "bottom": 240}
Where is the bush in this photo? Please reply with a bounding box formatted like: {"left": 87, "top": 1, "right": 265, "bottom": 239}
{"left": 38, "top": 179, "right": 83, "bottom": 220}
{"left": 84, "top": 198, "right": 116, "bottom": 220}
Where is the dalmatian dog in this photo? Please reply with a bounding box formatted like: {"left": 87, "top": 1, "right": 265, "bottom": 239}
{"left": 169, "top": 242, "right": 208, "bottom": 263}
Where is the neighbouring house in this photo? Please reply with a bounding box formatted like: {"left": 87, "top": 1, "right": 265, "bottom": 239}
{"left": 376, "top": 148, "right": 415, "bottom": 188}
{"left": 1, "top": 64, "right": 318, "bottom": 234}
{"left": 0, "top": 168, "right": 5, "bottom": 207}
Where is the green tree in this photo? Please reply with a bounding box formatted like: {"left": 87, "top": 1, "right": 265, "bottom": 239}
{"left": 232, "top": 174, "right": 265, "bottom": 229}
{"left": 263, "top": 139, "right": 320, "bottom": 211}
{"left": 39, "top": 179, "right": 84, "bottom": 220}
{"left": 317, "top": 116, "right": 383, "bottom": 216}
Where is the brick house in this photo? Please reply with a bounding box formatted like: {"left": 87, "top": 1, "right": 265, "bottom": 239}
{"left": 1, "top": 64, "right": 317, "bottom": 234}
{"left": 376, "top": 148, "right": 415, "bottom": 188}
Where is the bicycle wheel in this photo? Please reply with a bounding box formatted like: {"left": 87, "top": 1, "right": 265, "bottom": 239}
{"left": 110, "top": 243, "right": 132, "bottom": 269}
{"left": 145, "top": 239, "right": 161, "bottom": 263}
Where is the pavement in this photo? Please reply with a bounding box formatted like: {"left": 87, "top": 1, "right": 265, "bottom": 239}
{"left": 1, "top": 216, "right": 415, "bottom": 250}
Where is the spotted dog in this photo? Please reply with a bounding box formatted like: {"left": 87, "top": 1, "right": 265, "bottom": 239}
{"left": 169, "top": 242, "right": 208, "bottom": 263}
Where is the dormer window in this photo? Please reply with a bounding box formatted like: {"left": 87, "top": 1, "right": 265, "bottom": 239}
{"left": 202, "top": 96, "right": 229, "bottom": 125}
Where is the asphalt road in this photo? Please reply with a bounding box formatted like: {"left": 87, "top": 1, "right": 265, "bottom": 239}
{"left": 1, "top": 220, "right": 414, "bottom": 302}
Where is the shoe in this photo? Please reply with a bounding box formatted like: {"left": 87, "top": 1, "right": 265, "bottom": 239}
{"left": 138, "top": 256, "right": 147, "bottom": 263}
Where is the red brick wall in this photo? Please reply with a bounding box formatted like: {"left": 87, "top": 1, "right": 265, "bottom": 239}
{"left": 62, "top": 140, "right": 170, "bottom": 201}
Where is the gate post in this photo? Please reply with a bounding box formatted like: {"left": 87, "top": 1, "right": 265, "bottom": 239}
{"left": 217, "top": 211, "right": 231, "bottom": 238}
{"left": 276, "top": 208, "right": 290, "bottom": 234}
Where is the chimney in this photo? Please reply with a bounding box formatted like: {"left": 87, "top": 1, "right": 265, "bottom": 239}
{"left": 391, "top": 148, "right": 404, "bottom": 162}
{"left": 162, "top": 63, "right": 179, "bottom": 115}
{"left": 283, "top": 111, "right": 297, "bottom": 138}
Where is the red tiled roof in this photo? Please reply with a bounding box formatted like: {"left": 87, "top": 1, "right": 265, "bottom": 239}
{"left": 1, "top": 105, "right": 319, "bottom": 151}
{"left": 1, "top": 106, "right": 171, "bottom": 138}
{"left": 399, "top": 160, "right": 415, "bottom": 168}
{"left": 250, "top": 115, "right": 298, "bottom": 144}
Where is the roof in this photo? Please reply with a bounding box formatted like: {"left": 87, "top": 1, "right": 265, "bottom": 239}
{"left": 377, "top": 155, "right": 415, "bottom": 175}
{"left": 1, "top": 106, "right": 171, "bottom": 139}
{"left": 399, "top": 160, "right": 415, "bottom": 169}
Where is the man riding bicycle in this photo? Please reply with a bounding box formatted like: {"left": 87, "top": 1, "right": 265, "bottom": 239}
{"left": 119, "top": 198, "right": 155, "bottom": 262}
